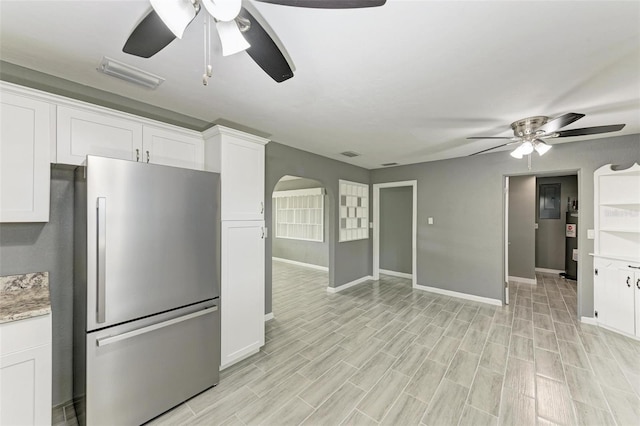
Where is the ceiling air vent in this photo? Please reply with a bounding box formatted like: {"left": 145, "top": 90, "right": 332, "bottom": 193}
{"left": 381, "top": 162, "right": 399, "bottom": 166}
{"left": 340, "top": 151, "right": 360, "bottom": 158}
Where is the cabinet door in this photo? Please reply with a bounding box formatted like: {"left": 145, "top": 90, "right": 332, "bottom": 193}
{"left": 57, "top": 106, "right": 142, "bottom": 165}
{"left": 221, "top": 221, "right": 265, "bottom": 368}
{"left": 0, "top": 93, "right": 51, "bottom": 222}
{"left": 635, "top": 272, "right": 640, "bottom": 338}
{"left": 599, "top": 266, "right": 635, "bottom": 335}
{"left": 221, "top": 138, "right": 265, "bottom": 220}
{"left": 0, "top": 344, "right": 51, "bottom": 426}
{"left": 142, "top": 126, "right": 204, "bottom": 170}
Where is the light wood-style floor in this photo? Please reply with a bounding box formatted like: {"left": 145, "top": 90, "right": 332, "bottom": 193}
{"left": 57, "top": 261, "right": 640, "bottom": 425}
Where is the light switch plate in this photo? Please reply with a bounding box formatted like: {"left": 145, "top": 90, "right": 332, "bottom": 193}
{"left": 587, "top": 229, "right": 595, "bottom": 239}
{"left": 428, "top": 217, "right": 433, "bottom": 225}
{"left": 535, "top": 223, "right": 539, "bottom": 229}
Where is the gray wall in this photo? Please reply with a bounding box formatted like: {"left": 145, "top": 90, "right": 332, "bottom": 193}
{"left": 265, "top": 142, "right": 371, "bottom": 314}
{"left": 0, "top": 166, "right": 74, "bottom": 406}
{"left": 380, "top": 186, "right": 413, "bottom": 274}
{"left": 371, "top": 133, "right": 640, "bottom": 317}
{"left": 508, "top": 175, "right": 536, "bottom": 280}
{"left": 535, "top": 176, "right": 578, "bottom": 271}
{"left": 272, "top": 177, "right": 329, "bottom": 268}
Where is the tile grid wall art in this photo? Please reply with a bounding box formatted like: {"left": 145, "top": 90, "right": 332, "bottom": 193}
{"left": 339, "top": 179, "right": 369, "bottom": 242}
{"left": 273, "top": 188, "right": 324, "bottom": 242}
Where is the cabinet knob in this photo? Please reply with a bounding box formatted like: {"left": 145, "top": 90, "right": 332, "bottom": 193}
{"left": 146, "top": 150, "right": 150, "bottom": 163}
{"left": 637, "top": 278, "right": 640, "bottom": 290}
{"left": 260, "top": 201, "right": 264, "bottom": 214}
{"left": 627, "top": 276, "right": 631, "bottom": 287}
{"left": 136, "top": 148, "right": 140, "bottom": 162}
{"left": 261, "top": 227, "right": 265, "bottom": 239}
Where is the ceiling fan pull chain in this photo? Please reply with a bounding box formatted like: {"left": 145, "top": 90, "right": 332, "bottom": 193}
{"left": 203, "top": 14, "right": 212, "bottom": 85}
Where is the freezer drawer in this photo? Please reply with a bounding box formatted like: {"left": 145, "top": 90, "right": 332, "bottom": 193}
{"left": 81, "top": 303, "right": 219, "bottom": 426}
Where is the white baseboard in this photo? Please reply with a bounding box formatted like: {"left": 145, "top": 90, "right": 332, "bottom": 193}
{"left": 272, "top": 257, "right": 329, "bottom": 272}
{"left": 264, "top": 313, "right": 274, "bottom": 321}
{"left": 580, "top": 316, "right": 597, "bottom": 326}
{"left": 535, "top": 268, "right": 565, "bottom": 275}
{"left": 220, "top": 347, "right": 260, "bottom": 370}
{"left": 509, "top": 275, "right": 537, "bottom": 285}
{"left": 414, "top": 284, "right": 503, "bottom": 306}
{"left": 327, "top": 276, "right": 373, "bottom": 294}
{"left": 597, "top": 323, "right": 640, "bottom": 341}
{"left": 379, "top": 269, "right": 413, "bottom": 280}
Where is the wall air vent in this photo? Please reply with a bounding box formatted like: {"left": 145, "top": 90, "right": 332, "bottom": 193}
{"left": 340, "top": 151, "right": 360, "bottom": 158}
{"left": 381, "top": 162, "right": 399, "bottom": 166}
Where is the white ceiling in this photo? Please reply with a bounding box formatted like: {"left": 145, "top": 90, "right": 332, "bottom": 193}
{"left": 1, "top": 0, "right": 639, "bottom": 169}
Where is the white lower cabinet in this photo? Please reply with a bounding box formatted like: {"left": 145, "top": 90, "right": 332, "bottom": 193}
{"left": 636, "top": 272, "right": 640, "bottom": 338}
{"left": 0, "top": 315, "right": 52, "bottom": 426}
{"left": 220, "top": 221, "right": 265, "bottom": 369}
{"left": 594, "top": 257, "right": 638, "bottom": 336}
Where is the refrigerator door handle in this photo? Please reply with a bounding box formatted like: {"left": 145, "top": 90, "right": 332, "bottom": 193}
{"left": 97, "top": 197, "right": 107, "bottom": 324}
{"left": 96, "top": 306, "right": 218, "bottom": 347}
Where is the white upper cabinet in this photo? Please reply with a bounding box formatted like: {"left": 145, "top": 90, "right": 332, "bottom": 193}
{"left": 142, "top": 125, "right": 204, "bottom": 170}
{"left": 204, "top": 126, "right": 269, "bottom": 221}
{"left": 0, "top": 91, "right": 52, "bottom": 222}
{"left": 57, "top": 106, "right": 204, "bottom": 171}
{"left": 57, "top": 105, "right": 143, "bottom": 165}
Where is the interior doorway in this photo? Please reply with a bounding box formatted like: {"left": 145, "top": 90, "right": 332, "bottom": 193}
{"left": 269, "top": 175, "right": 331, "bottom": 319}
{"left": 503, "top": 171, "right": 580, "bottom": 317}
{"left": 372, "top": 181, "right": 417, "bottom": 287}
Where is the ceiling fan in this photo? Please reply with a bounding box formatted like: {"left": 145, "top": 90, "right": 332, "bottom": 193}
{"left": 467, "top": 113, "right": 625, "bottom": 158}
{"left": 122, "top": 0, "right": 386, "bottom": 83}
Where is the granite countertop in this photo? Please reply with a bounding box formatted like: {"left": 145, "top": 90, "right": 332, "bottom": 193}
{"left": 0, "top": 272, "right": 51, "bottom": 324}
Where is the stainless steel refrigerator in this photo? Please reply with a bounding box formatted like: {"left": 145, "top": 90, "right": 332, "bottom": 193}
{"left": 73, "top": 156, "right": 220, "bottom": 425}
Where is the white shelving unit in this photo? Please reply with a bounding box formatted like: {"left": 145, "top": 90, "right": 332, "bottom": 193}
{"left": 273, "top": 188, "right": 324, "bottom": 242}
{"left": 592, "top": 163, "right": 640, "bottom": 339}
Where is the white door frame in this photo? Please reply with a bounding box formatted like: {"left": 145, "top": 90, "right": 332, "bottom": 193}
{"left": 373, "top": 180, "right": 418, "bottom": 288}
{"left": 504, "top": 176, "right": 509, "bottom": 305}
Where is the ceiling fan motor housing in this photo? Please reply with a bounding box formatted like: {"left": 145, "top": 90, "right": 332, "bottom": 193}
{"left": 510, "top": 116, "right": 548, "bottom": 138}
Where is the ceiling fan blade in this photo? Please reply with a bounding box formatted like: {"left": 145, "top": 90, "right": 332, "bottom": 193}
{"left": 469, "top": 142, "right": 519, "bottom": 156}
{"left": 535, "top": 112, "right": 585, "bottom": 134}
{"left": 123, "top": 10, "right": 176, "bottom": 58}
{"left": 466, "top": 136, "right": 513, "bottom": 140}
{"left": 555, "top": 124, "right": 626, "bottom": 138}
{"left": 255, "top": 0, "right": 386, "bottom": 8}
{"left": 238, "top": 7, "right": 294, "bottom": 82}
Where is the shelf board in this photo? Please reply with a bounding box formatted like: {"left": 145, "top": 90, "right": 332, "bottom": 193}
{"left": 592, "top": 253, "right": 640, "bottom": 264}
{"left": 599, "top": 228, "right": 640, "bottom": 234}
{"left": 599, "top": 203, "right": 640, "bottom": 208}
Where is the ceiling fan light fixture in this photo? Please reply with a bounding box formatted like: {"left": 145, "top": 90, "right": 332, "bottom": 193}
{"left": 534, "top": 140, "right": 552, "bottom": 156}
{"left": 520, "top": 141, "right": 534, "bottom": 156}
{"left": 201, "top": 0, "right": 242, "bottom": 21}
{"left": 510, "top": 146, "right": 524, "bottom": 159}
{"left": 149, "top": 0, "right": 195, "bottom": 38}
{"left": 216, "top": 20, "right": 251, "bottom": 56}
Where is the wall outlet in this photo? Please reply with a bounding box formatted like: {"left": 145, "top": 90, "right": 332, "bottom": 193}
{"left": 534, "top": 223, "right": 539, "bottom": 229}
{"left": 428, "top": 217, "right": 434, "bottom": 225}
{"left": 587, "top": 229, "right": 595, "bottom": 239}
